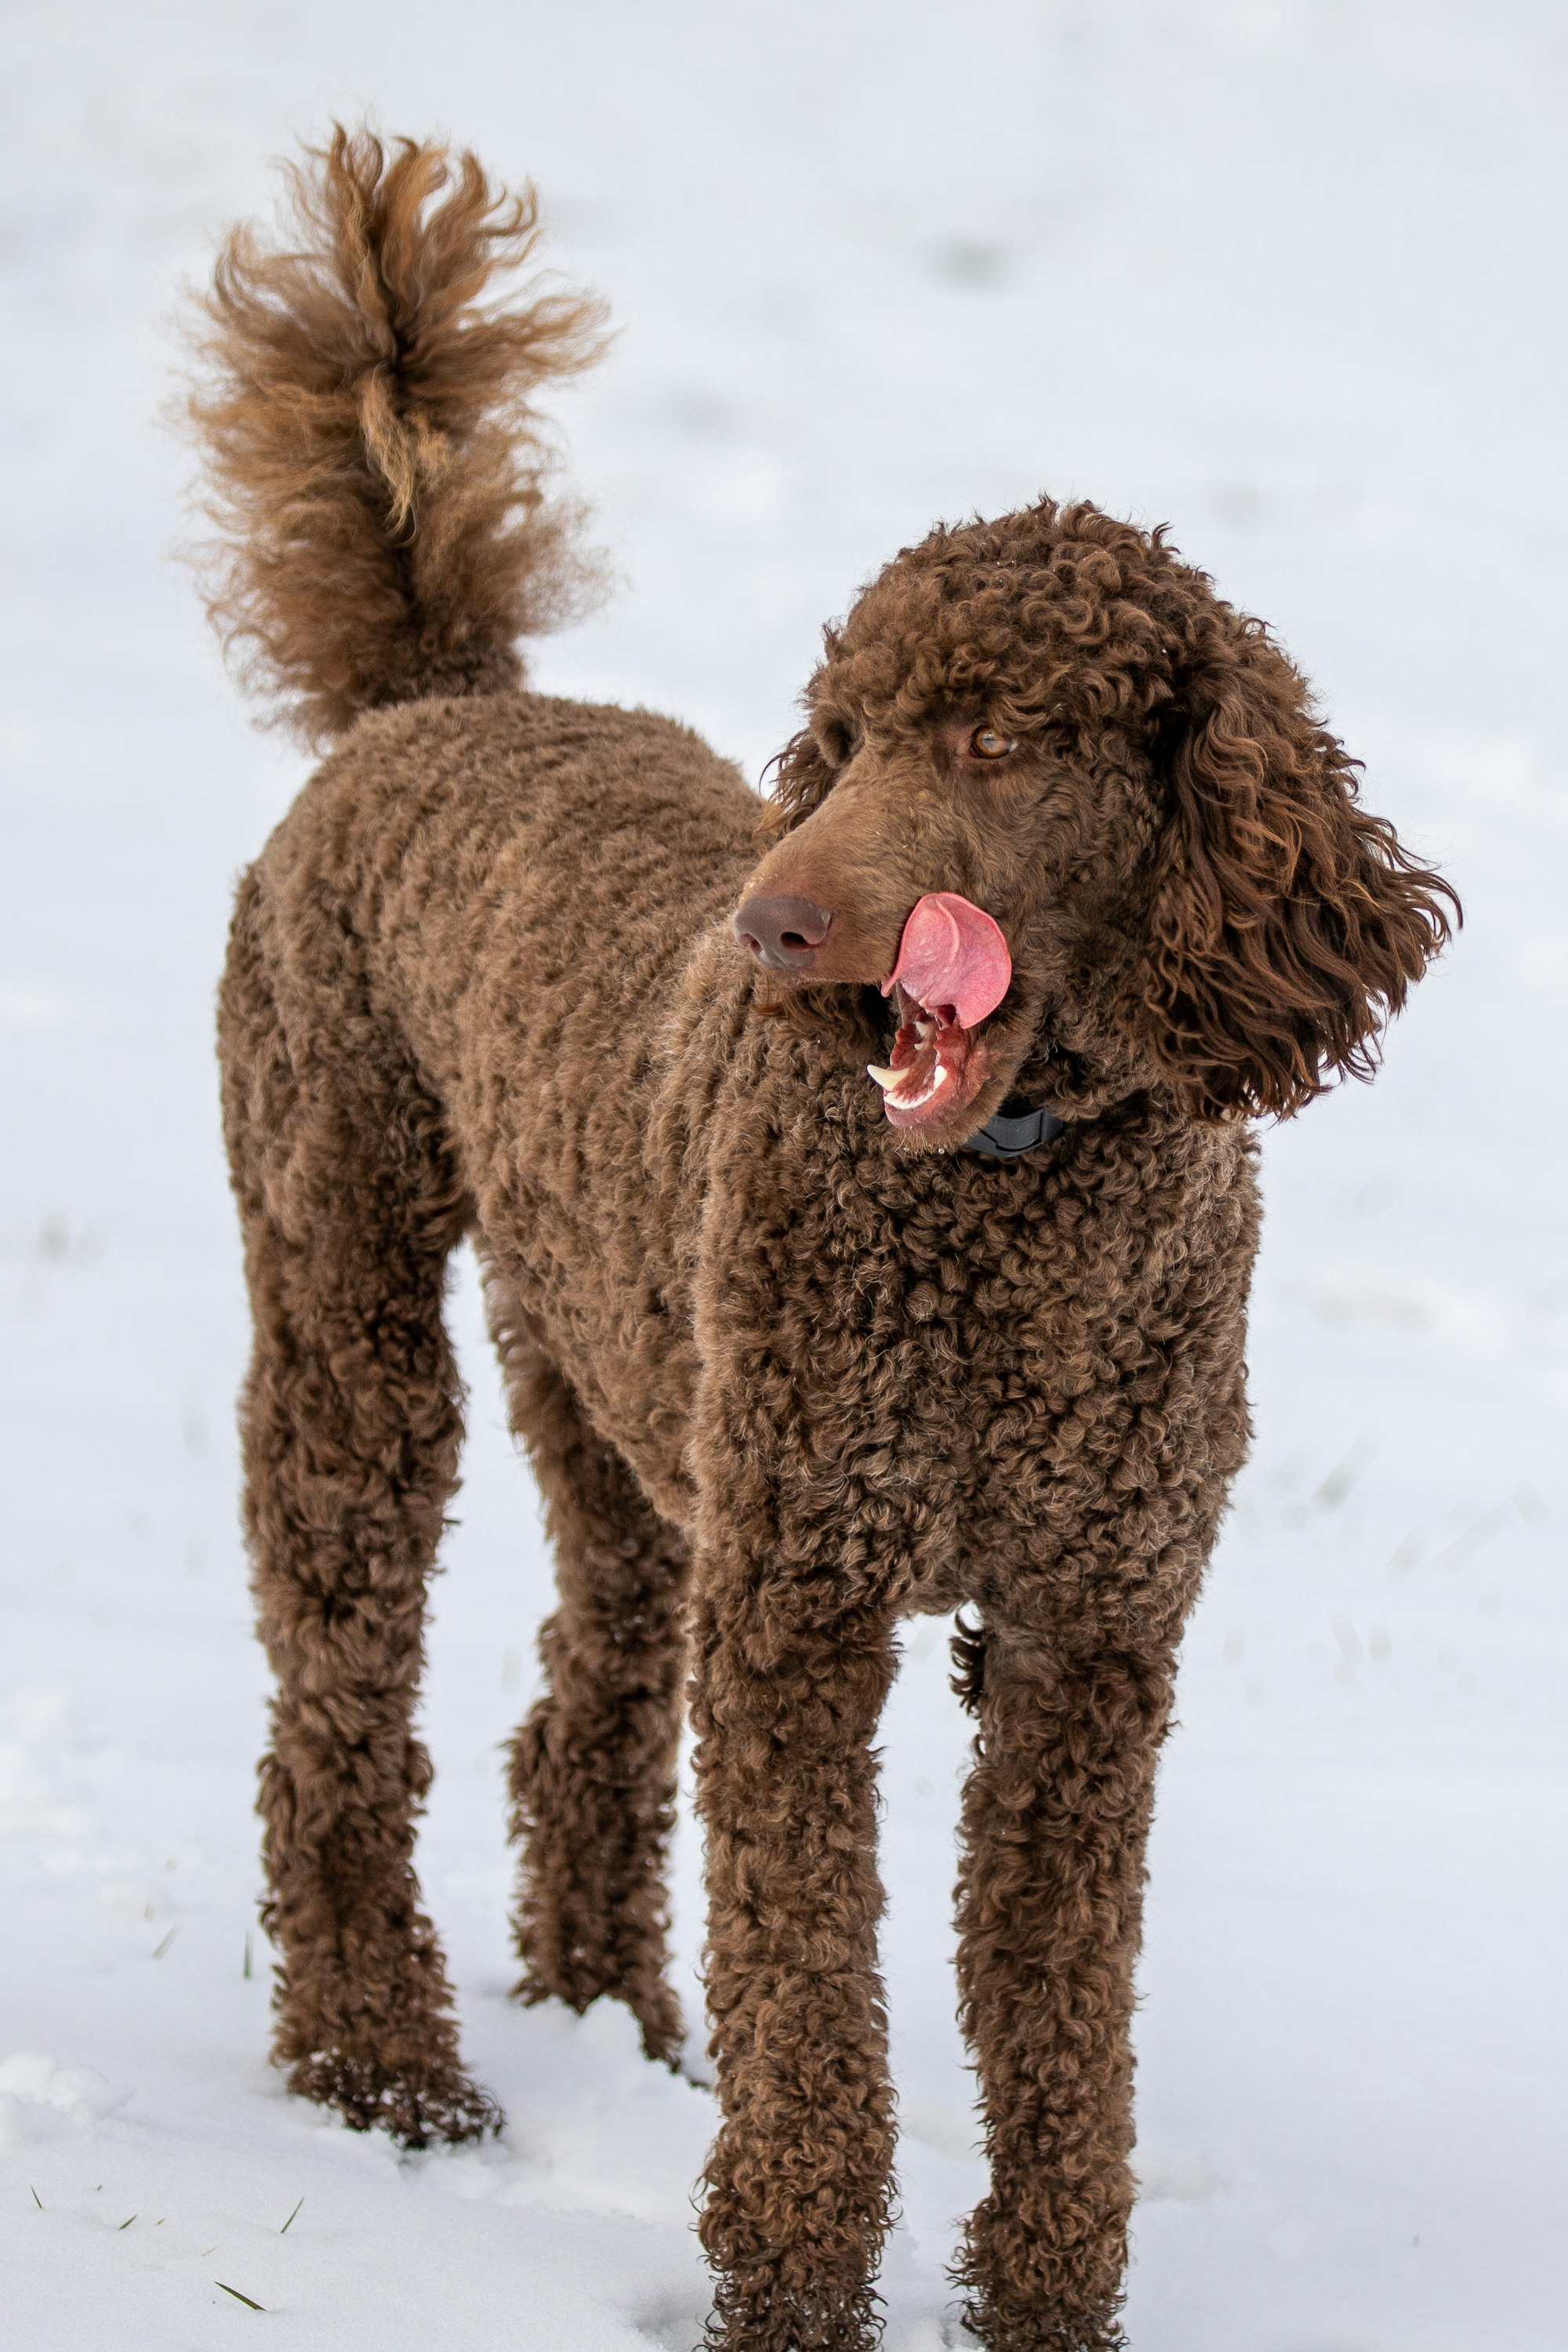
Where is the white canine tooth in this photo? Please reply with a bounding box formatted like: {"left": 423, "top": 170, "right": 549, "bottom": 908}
{"left": 891, "top": 1060, "right": 951, "bottom": 1112}
{"left": 868, "top": 1051, "right": 960, "bottom": 1111}
{"left": 914, "top": 1017, "right": 935, "bottom": 1042}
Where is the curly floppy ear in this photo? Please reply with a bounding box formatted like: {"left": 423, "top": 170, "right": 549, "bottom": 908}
{"left": 756, "top": 724, "right": 838, "bottom": 843}
{"left": 1144, "top": 622, "right": 1459, "bottom": 1118}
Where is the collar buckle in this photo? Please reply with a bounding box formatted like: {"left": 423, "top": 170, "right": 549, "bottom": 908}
{"left": 963, "top": 1100, "right": 1065, "bottom": 1160}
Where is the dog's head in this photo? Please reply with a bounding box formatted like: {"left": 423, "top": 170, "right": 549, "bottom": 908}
{"left": 734, "top": 499, "right": 1457, "bottom": 1147}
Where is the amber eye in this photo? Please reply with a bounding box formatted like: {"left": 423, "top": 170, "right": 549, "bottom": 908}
{"left": 968, "top": 724, "right": 1014, "bottom": 760}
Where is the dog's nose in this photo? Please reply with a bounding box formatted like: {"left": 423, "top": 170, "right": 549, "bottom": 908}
{"left": 732, "top": 893, "right": 835, "bottom": 971}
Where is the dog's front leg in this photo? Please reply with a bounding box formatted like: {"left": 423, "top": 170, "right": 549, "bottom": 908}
{"left": 953, "top": 1620, "right": 1178, "bottom": 2352}
{"left": 689, "top": 1536, "right": 900, "bottom": 2352}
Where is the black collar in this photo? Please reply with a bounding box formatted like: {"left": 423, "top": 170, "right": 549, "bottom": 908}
{"left": 963, "top": 1098, "right": 1065, "bottom": 1160}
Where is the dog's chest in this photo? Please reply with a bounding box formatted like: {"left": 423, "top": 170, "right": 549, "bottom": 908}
{"left": 807, "top": 1120, "right": 1258, "bottom": 1617}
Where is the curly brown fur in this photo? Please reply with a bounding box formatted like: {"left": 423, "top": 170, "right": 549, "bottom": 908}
{"left": 220, "top": 863, "right": 499, "bottom": 2146}
{"left": 759, "top": 502, "right": 1457, "bottom": 1123}
{"left": 486, "top": 1276, "right": 688, "bottom": 2064}
{"left": 195, "top": 132, "right": 1457, "bottom": 2352}
{"left": 185, "top": 125, "right": 607, "bottom": 748}
{"left": 954, "top": 1639, "right": 1178, "bottom": 2349}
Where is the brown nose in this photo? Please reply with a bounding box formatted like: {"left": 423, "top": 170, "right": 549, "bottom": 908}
{"left": 732, "top": 892, "right": 834, "bottom": 971}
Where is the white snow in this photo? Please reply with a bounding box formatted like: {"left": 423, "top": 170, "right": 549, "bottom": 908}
{"left": 2, "top": 3, "right": 1564, "bottom": 2346}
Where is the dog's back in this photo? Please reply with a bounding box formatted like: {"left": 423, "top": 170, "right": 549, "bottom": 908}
{"left": 223, "top": 678, "right": 757, "bottom": 1520}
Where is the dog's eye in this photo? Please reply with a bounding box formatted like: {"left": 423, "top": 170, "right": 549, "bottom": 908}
{"left": 968, "top": 725, "right": 1014, "bottom": 760}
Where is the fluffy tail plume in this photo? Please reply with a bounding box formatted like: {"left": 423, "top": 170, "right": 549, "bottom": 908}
{"left": 185, "top": 126, "right": 609, "bottom": 747}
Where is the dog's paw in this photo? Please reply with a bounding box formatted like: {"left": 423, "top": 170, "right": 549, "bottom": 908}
{"left": 288, "top": 2049, "right": 504, "bottom": 2147}
{"left": 630, "top": 1980, "right": 686, "bottom": 2071}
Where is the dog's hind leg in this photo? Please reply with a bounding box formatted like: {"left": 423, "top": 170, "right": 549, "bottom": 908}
{"left": 220, "top": 876, "right": 496, "bottom": 2147}
{"left": 486, "top": 1290, "right": 687, "bottom": 2065}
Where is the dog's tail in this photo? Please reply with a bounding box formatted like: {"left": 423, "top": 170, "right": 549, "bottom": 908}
{"left": 184, "top": 126, "right": 609, "bottom": 748}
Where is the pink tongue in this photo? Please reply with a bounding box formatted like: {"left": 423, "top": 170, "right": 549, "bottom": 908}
{"left": 882, "top": 892, "right": 1012, "bottom": 1029}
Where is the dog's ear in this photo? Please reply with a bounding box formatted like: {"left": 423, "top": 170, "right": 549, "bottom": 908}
{"left": 1143, "top": 622, "right": 1459, "bottom": 1118}
{"left": 757, "top": 725, "right": 838, "bottom": 843}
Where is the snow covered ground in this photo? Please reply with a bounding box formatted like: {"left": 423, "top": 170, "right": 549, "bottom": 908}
{"left": 2, "top": 2, "right": 1564, "bottom": 2345}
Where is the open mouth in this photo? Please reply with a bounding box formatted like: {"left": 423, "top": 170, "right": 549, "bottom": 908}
{"left": 866, "top": 892, "right": 1011, "bottom": 1134}
{"left": 867, "top": 984, "right": 992, "bottom": 1128}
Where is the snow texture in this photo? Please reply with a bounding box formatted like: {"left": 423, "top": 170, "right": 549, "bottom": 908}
{"left": 1, "top": 3, "right": 1564, "bottom": 2346}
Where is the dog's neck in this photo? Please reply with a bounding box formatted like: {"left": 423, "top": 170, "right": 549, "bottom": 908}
{"left": 964, "top": 1097, "right": 1065, "bottom": 1159}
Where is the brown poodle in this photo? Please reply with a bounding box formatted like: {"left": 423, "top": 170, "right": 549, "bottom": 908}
{"left": 187, "top": 129, "right": 1457, "bottom": 2352}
